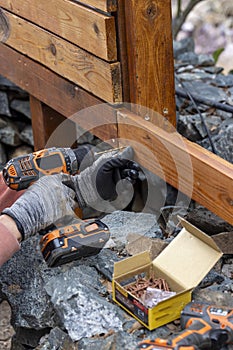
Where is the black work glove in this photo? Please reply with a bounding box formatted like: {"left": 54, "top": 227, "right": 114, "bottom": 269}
{"left": 63, "top": 146, "right": 140, "bottom": 212}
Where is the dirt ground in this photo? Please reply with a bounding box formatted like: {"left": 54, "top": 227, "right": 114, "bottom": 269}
{"left": 0, "top": 301, "right": 15, "bottom": 350}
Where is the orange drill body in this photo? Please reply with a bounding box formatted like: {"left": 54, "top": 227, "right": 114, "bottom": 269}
{"left": 137, "top": 302, "right": 233, "bottom": 350}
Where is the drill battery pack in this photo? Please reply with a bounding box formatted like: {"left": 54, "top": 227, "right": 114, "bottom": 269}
{"left": 40, "top": 218, "right": 110, "bottom": 267}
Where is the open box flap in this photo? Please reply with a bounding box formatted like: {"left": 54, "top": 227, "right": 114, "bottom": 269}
{"left": 113, "top": 251, "right": 151, "bottom": 279}
{"left": 152, "top": 218, "right": 223, "bottom": 290}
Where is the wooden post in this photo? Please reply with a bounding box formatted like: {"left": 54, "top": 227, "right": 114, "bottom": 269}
{"left": 30, "top": 96, "right": 77, "bottom": 150}
{"left": 121, "top": 0, "right": 176, "bottom": 127}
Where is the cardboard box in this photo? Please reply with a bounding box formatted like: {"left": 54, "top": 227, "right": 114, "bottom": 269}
{"left": 112, "top": 218, "right": 223, "bottom": 330}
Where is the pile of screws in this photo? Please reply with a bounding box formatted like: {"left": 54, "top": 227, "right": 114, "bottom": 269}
{"left": 125, "top": 276, "right": 171, "bottom": 299}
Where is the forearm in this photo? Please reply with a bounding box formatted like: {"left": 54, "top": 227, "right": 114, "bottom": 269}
{"left": 0, "top": 215, "right": 21, "bottom": 267}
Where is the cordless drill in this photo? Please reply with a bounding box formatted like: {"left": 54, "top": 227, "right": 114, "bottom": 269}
{"left": 2, "top": 145, "right": 92, "bottom": 191}
{"left": 2, "top": 145, "right": 134, "bottom": 266}
{"left": 137, "top": 301, "right": 233, "bottom": 350}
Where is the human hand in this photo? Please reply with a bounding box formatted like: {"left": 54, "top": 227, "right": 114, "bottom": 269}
{"left": 64, "top": 146, "right": 141, "bottom": 212}
{"left": 2, "top": 173, "right": 77, "bottom": 240}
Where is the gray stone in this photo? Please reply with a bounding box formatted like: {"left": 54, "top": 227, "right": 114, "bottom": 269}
{"left": 202, "top": 278, "right": 233, "bottom": 294}
{"left": 199, "top": 270, "right": 225, "bottom": 288}
{"left": 20, "top": 125, "right": 34, "bottom": 146}
{"left": 212, "top": 74, "right": 233, "bottom": 88}
{"left": 173, "top": 38, "right": 195, "bottom": 59}
{"left": 10, "top": 99, "right": 31, "bottom": 119}
{"left": 178, "top": 115, "right": 206, "bottom": 141}
{"left": 202, "top": 66, "right": 224, "bottom": 74}
{"left": 182, "top": 81, "right": 227, "bottom": 102}
{"left": 35, "top": 327, "right": 78, "bottom": 350}
{"left": 13, "top": 327, "right": 52, "bottom": 348}
{"left": 177, "top": 71, "right": 214, "bottom": 82}
{"left": 88, "top": 248, "right": 120, "bottom": 282}
{"left": 0, "top": 91, "right": 11, "bottom": 117}
{"left": 0, "top": 121, "right": 22, "bottom": 146}
{"left": 0, "top": 301, "right": 15, "bottom": 350}
{"left": 0, "top": 237, "right": 57, "bottom": 330}
{"left": 193, "top": 289, "right": 233, "bottom": 307}
{"left": 159, "top": 206, "right": 189, "bottom": 236}
{"left": 214, "top": 124, "right": 233, "bottom": 163}
{"left": 215, "top": 109, "right": 233, "bottom": 120}
{"left": 178, "top": 114, "right": 222, "bottom": 141}
{"left": 222, "top": 262, "right": 233, "bottom": 279}
{"left": 177, "top": 52, "right": 199, "bottom": 65}
{"left": 78, "top": 331, "right": 139, "bottom": 350}
{"left": 0, "top": 142, "right": 7, "bottom": 165}
{"left": 212, "top": 232, "right": 233, "bottom": 255}
{"left": 126, "top": 234, "right": 168, "bottom": 259}
{"left": 184, "top": 207, "right": 233, "bottom": 235}
{"left": 176, "top": 65, "right": 194, "bottom": 74}
{"left": 101, "top": 211, "right": 161, "bottom": 247}
{"left": 197, "top": 54, "right": 215, "bottom": 67}
{"left": 44, "top": 267, "right": 126, "bottom": 341}
{"left": 0, "top": 116, "right": 7, "bottom": 128}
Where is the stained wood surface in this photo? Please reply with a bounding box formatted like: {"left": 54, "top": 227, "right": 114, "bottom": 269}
{"left": 0, "top": 0, "right": 117, "bottom": 61}
{"left": 117, "top": 110, "right": 233, "bottom": 225}
{"left": 0, "top": 44, "right": 118, "bottom": 142}
{"left": 73, "top": 0, "right": 117, "bottom": 12}
{"left": 114, "top": 0, "right": 130, "bottom": 102}
{"left": 124, "top": 0, "right": 176, "bottom": 126}
{"left": 30, "top": 96, "right": 48, "bottom": 150}
{"left": 30, "top": 96, "right": 118, "bottom": 150}
{"left": 1, "top": 10, "right": 122, "bottom": 103}
{"left": 30, "top": 96, "right": 77, "bottom": 150}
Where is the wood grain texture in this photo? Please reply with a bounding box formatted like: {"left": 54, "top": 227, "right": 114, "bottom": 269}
{"left": 30, "top": 96, "right": 48, "bottom": 150}
{"left": 0, "top": 0, "right": 117, "bottom": 61}
{"left": 117, "top": 110, "right": 233, "bottom": 225}
{"left": 124, "top": 0, "right": 176, "bottom": 126}
{"left": 72, "top": 0, "right": 117, "bottom": 12}
{"left": 30, "top": 96, "right": 78, "bottom": 150}
{"left": 115, "top": 0, "right": 130, "bottom": 102}
{"left": 2, "top": 10, "right": 122, "bottom": 103}
{"left": 0, "top": 44, "right": 118, "bottom": 142}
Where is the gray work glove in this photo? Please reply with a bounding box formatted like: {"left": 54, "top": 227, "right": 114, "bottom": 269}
{"left": 2, "top": 174, "right": 77, "bottom": 240}
{"left": 63, "top": 146, "right": 140, "bottom": 213}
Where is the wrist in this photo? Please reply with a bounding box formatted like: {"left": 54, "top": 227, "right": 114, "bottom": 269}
{"left": 0, "top": 214, "right": 22, "bottom": 242}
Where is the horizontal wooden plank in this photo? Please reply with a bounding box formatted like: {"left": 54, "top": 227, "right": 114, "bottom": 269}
{"left": 117, "top": 110, "right": 233, "bottom": 225}
{"left": 1, "top": 10, "right": 122, "bottom": 103}
{"left": 0, "top": 43, "right": 118, "bottom": 144}
{"left": 75, "top": 0, "right": 117, "bottom": 12}
{"left": 0, "top": 0, "right": 117, "bottom": 61}
{"left": 0, "top": 43, "right": 100, "bottom": 115}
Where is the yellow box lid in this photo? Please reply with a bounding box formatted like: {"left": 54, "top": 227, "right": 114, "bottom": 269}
{"left": 152, "top": 218, "right": 223, "bottom": 289}
{"left": 113, "top": 251, "right": 151, "bottom": 279}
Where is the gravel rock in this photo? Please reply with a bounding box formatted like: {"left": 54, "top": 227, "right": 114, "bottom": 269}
{"left": 10, "top": 99, "right": 31, "bottom": 119}
{"left": 0, "top": 92, "right": 11, "bottom": 117}
{"left": 20, "top": 125, "right": 34, "bottom": 146}
{"left": 0, "top": 121, "right": 22, "bottom": 147}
